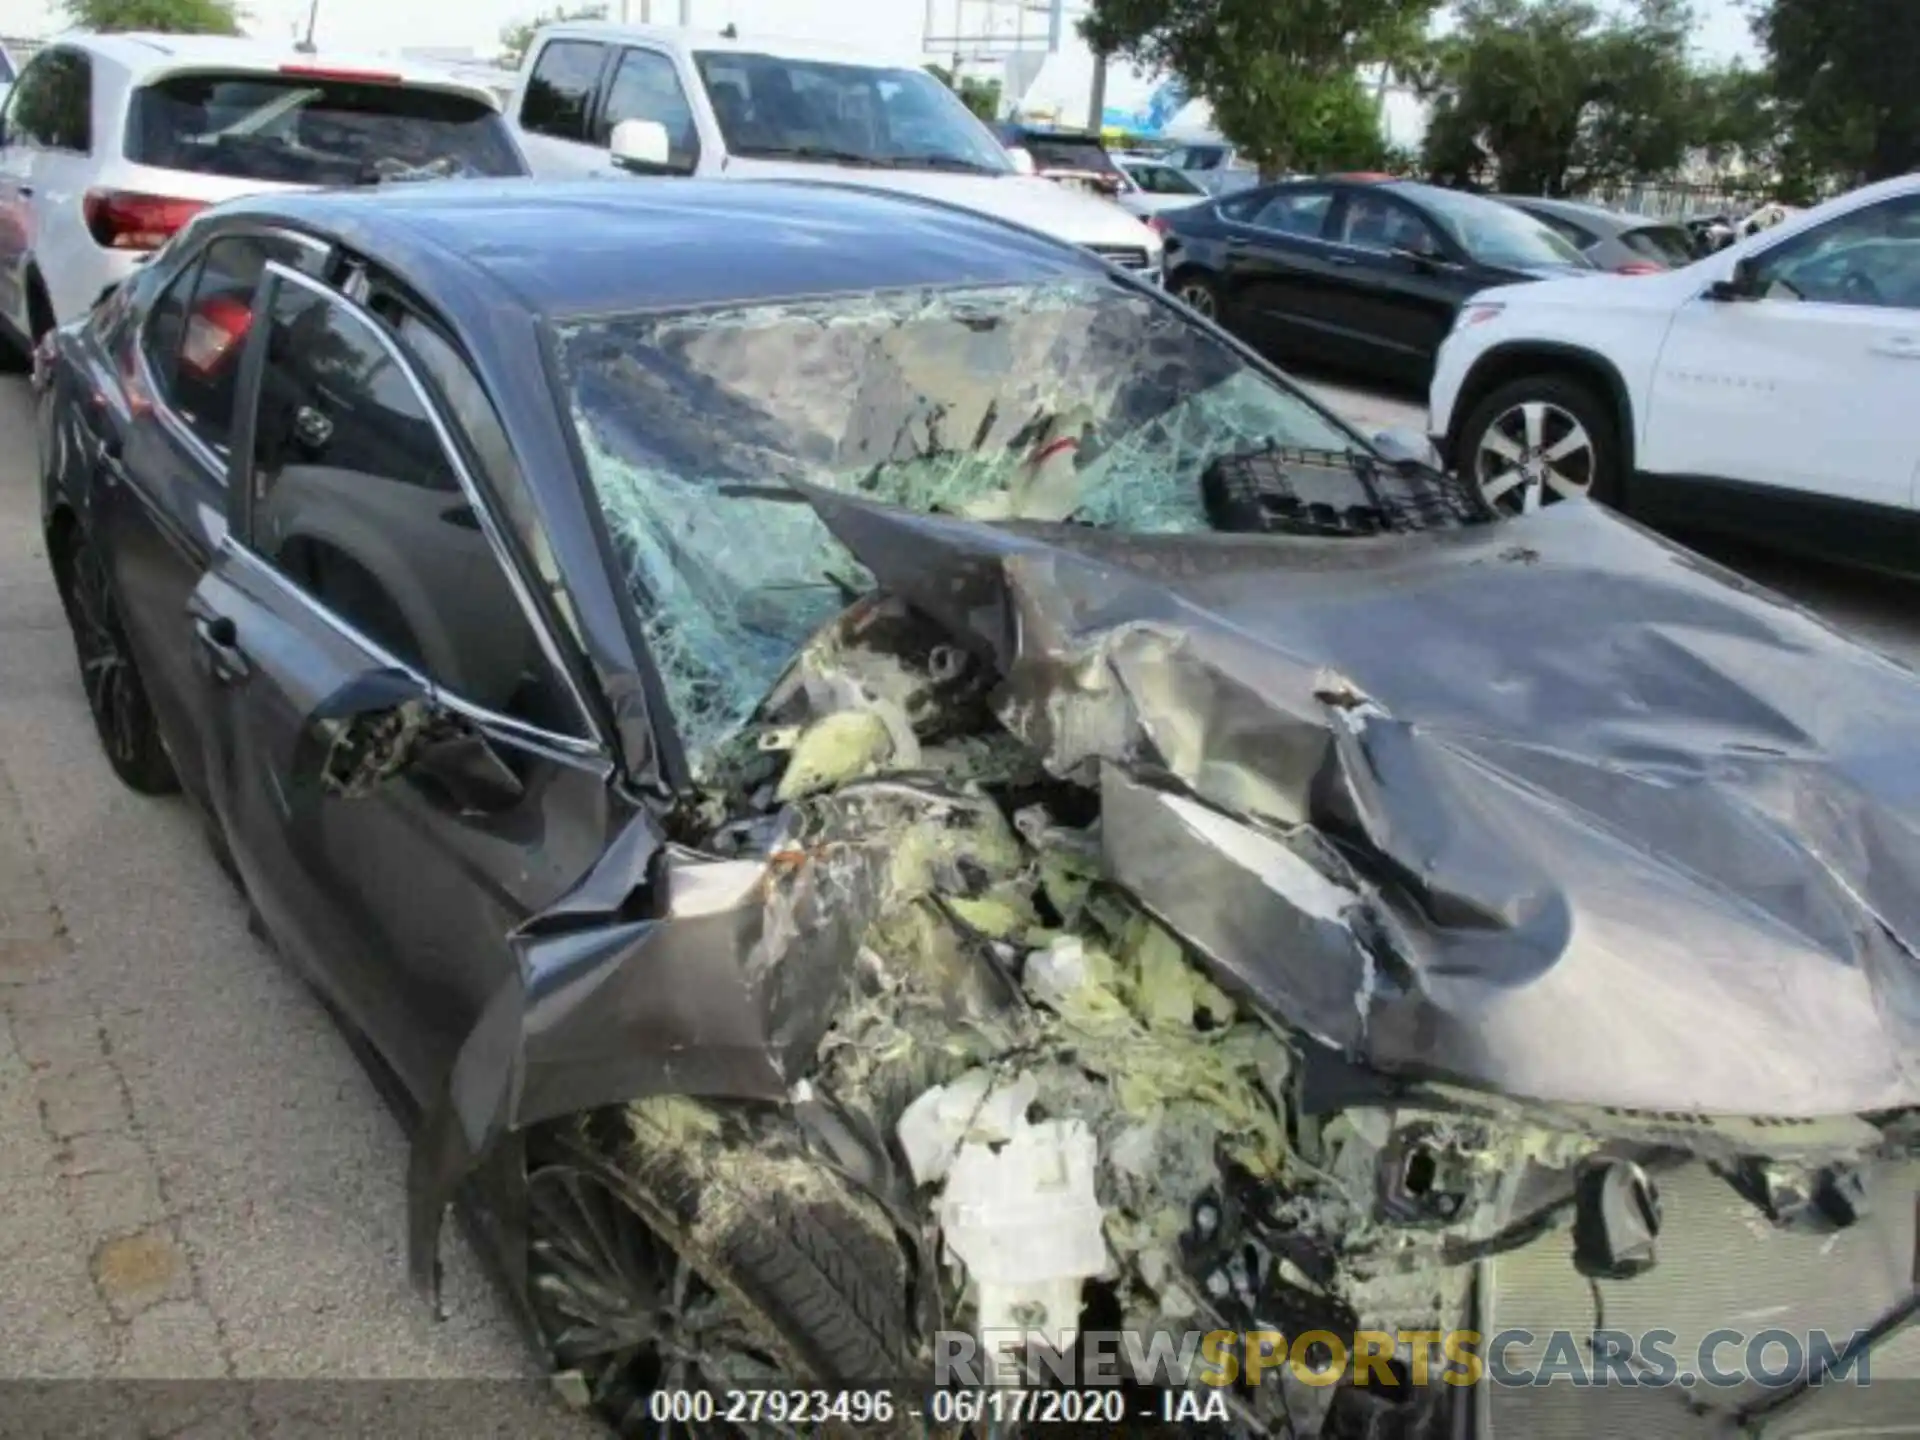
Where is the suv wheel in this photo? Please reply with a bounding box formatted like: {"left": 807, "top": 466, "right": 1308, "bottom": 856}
{"left": 1458, "top": 375, "right": 1621, "bottom": 515}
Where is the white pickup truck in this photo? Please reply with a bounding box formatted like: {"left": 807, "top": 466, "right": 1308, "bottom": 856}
{"left": 503, "top": 21, "right": 1164, "bottom": 281}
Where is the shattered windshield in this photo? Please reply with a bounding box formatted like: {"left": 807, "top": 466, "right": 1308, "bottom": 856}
{"left": 556, "top": 278, "right": 1459, "bottom": 767}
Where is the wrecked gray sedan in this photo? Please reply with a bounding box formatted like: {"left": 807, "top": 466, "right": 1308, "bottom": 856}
{"left": 38, "top": 179, "right": 1919, "bottom": 1436}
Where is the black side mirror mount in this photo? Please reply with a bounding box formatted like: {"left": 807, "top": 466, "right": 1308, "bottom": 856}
{"left": 293, "top": 669, "right": 523, "bottom": 812}
{"left": 1707, "top": 256, "right": 1761, "bottom": 302}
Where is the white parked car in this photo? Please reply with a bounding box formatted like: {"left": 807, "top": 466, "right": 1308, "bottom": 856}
{"left": 505, "top": 22, "right": 1164, "bottom": 281}
{"left": 1430, "top": 173, "right": 1920, "bottom": 572}
{"left": 0, "top": 33, "right": 528, "bottom": 351}
{"left": 1109, "top": 153, "right": 1207, "bottom": 228}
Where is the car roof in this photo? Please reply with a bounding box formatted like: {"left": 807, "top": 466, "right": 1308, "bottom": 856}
{"left": 56, "top": 31, "right": 497, "bottom": 97}
{"left": 217, "top": 178, "right": 1105, "bottom": 319}
{"left": 1495, "top": 193, "right": 1664, "bottom": 230}
{"left": 538, "top": 20, "right": 924, "bottom": 69}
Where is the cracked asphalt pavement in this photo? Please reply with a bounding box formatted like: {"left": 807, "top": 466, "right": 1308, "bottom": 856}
{"left": 0, "top": 364, "right": 1914, "bottom": 1430}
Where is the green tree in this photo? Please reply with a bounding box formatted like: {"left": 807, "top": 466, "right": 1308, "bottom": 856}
{"left": 1081, "top": 0, "right": 1438, "bottom": 178}
{"left": 926, "top": 64, "right": 1003, "bottom": 122}
{"left": 1756, "top": 0, "right": 1920, "bottom": 184}
{"left": 499, "top": 3, "right": 606, "bottom": 69}
{"left": 57, "top": 0, "right": 241, "bottom": 32}
{"left": 1417, "top": 0, "right": 1707, "bottom": 195}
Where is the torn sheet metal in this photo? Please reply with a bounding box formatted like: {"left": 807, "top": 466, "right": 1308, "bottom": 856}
{"left": 797, "top": 484, "right": 1920, "bottom": 1117}
{"left": 408, "top": 793, "right": 900, "bottom": 1297}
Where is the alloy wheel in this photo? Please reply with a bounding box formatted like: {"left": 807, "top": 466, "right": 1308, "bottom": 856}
{"left": 526, "top": 1163, "right": 788, "bottom": 1438}
{"left": 1474, "top": 400, "right": 1595, "bottom": 514}
{"left": 68, "top": 541, "right": 142, "bottom": 769}
{"left": 1177, "top": 281, "right": 1218, "bottom": 320}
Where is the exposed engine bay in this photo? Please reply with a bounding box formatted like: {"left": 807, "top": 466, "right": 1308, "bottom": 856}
{"left": 633, "top": 583, "right": 1917, "bottom": 1436}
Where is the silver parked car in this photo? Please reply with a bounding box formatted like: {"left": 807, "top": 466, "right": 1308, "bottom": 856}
{"left": 1110, "top": 153, "right": 1208, "bottom": 224}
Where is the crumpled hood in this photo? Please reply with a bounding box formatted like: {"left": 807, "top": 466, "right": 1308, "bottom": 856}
{"left": 802, "top": 489, "right": 1920, "bottom": 1118}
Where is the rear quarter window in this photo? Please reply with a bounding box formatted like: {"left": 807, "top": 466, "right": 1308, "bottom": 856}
{"left": 124, "top": 73, "right": 526, "bottom": 183}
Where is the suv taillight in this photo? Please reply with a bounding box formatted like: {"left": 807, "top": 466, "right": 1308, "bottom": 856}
{"left": 83, "top": 190, "right": 209, "bottom": 251}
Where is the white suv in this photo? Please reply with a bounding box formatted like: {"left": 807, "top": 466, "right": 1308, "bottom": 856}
{"left": 0, "top": 33, "right": 527, "bottom": 352}
{"left": 505, "top": 22, "right": 1163, "bottom": 281}
{"left": 1430, "top": 174, "right": 1920, "bottom": 573}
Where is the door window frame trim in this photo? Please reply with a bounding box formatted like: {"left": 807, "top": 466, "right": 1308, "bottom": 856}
{"left": 135, "top": 224, "right": 332, "bottom": 479}
{"left": 591, "top": 44, "right": 701, "bottom": 163}
{"left": 520, "top": 36, "right": 615, "bottom": 144}
{"left": 228, "top": 261, "right": 609, "bottom": 759}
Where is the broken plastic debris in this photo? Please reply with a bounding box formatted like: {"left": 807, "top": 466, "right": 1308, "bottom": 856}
{"left": 896, "top": 1069, "right": 1040, "bottom": 1187}
{"left": 938, "top": 1116, "right": 1107, "bottom": 1367}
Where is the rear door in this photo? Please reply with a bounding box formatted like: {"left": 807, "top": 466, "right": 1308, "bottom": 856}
{"left": 1320, "top": 187, "right": 1483, "bottom": 377}
{"left": 512, "top": 37, "right": 614, "bottom": 176}
{"left": 187, "top": 261, "right": 616, "bottom": 1102}
{"left": 1215, "top": 184, "right": 1340, "bottom": 354}
{"left": 103, "top": 226, "right": 324, "bottom": 806}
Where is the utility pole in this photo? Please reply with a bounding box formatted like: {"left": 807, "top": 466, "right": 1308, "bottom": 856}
{"left": 297, "top": 0, "right": 319, "bottom": 52}
{"left": 1088, "top": 49, "right": 1107, "bottom": 131}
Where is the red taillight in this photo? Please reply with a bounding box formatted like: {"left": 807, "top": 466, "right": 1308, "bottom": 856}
{"left": 180, "top": 295, "right": 253, "bottom": 379}
{"left": 278, "top": 63, "right": 402, "bottom": 84}
{"left": 1614, "top": 260, "right": 1665, "bottom": 276}
{"left": 83, "top": 190, "right": 209, "bottom": 251}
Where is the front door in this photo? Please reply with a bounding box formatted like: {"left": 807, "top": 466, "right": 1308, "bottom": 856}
{"left": 188, "top": 261, "right": 616, "bottom": 1105}
{"left": 1321, "top": 189, "right": 1483, "bottom": 379}
{"left": 102, "top": 230, "right": 319, "bottom": 806}
{"left": 1642, "top": 190, "right": 1920, "bottom": 513}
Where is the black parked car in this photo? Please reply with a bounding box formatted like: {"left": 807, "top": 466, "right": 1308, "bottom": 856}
{"left": 38, "top": 180, "right": 1920, "bottom": 1438}
{"left": 1494, "top": 194, "right": 1698, "bottom": 273}
{"left": 1164, "top": 176, "right": 1594, "bottom": 384}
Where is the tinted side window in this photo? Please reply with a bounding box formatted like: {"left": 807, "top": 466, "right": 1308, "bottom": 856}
{"left": 1754, "top": 194, "right": 1920, "bottom": 310}
{"left": 8, "top": 49, "right": 90, "bottom": 150}
{"left": 521, "top": 41, "right": 605, "bottom": 141}
{"left": 595, "top": 47, "right": 698, "bottom": 168}
{"left": 248, "top": 278, "right": 575, "bottom": 731}
{"left": 1339, "top": 193, "right": 1442, "bottom": 254}
{"left": 1529, "top": 211, "right": 1593, "bottom": 249}
{"left": 1251, "top": 190, "right": 1332, "bottom": 237}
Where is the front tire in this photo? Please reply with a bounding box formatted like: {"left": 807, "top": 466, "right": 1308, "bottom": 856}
{"left": 55, "top": 530, "right": 179, "bottom": 795}
{"left": 528, "top": 1103, "right": 919, "bottom": 1436}
{"left": 1457, "top": 375, "right": 1622, "bottom": 515}
{"left": 1169, "top": 268, "right": 1223, "bottom": 323}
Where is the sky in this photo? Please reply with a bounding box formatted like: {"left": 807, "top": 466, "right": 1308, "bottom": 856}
{"left": 0, "top": 0, "right": 1763, "bottom": 65}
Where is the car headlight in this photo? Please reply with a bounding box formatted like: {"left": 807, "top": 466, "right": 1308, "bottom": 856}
{"left": 1454, "top": 302, "right": 1505, "bottom": 331}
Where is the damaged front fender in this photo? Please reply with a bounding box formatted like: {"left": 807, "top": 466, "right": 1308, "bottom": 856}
{"left": 407, "top": 794, "right": 898, "bottom": 1302}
